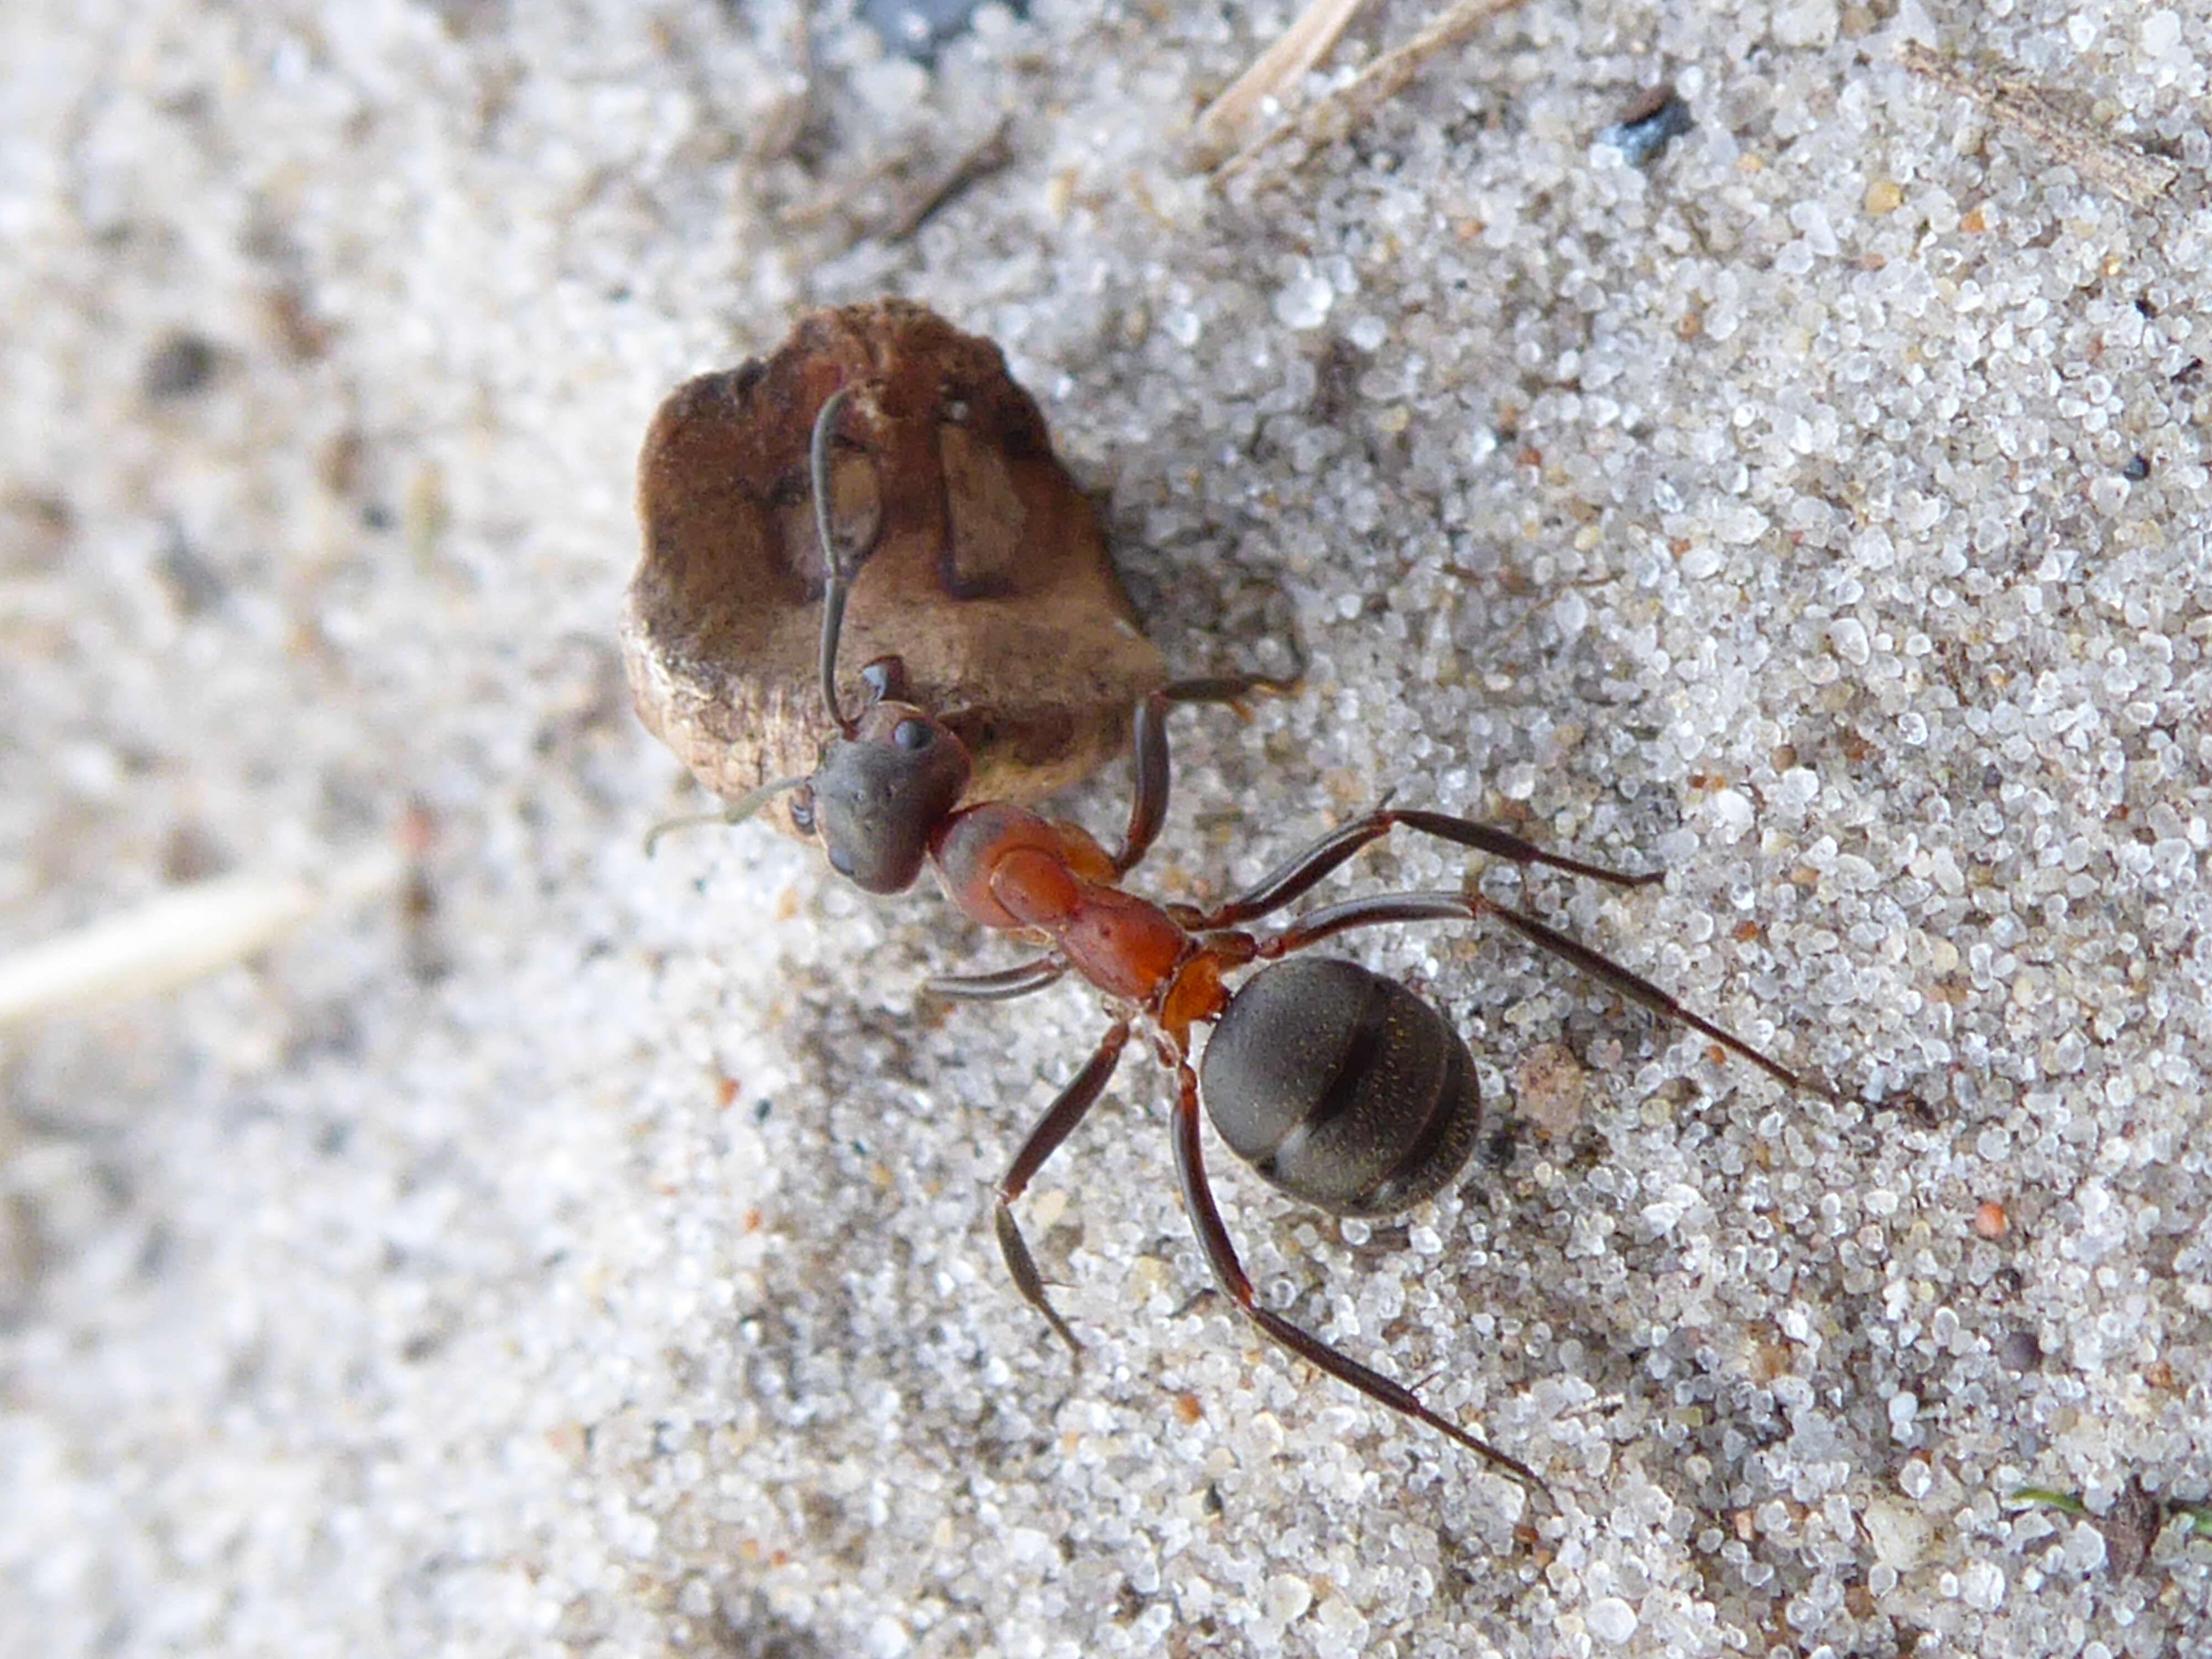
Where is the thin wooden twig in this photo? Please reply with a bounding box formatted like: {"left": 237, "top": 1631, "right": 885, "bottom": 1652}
{"left": 1215, "top": 0, "right": 1528, "bottom": 187}
{"left": 883, "top": 114, "right": 1016, "bottom": 242}
{"left": 1901, "top": 39, "right": 2179, "bottom": 211}
{"left": 0, "top": 848, "right": 403, "bottom": 1028}
{"left": 1195, "top": 0, "right": 1375, "bottom": 163}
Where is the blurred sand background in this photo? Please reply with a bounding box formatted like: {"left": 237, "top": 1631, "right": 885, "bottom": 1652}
{"left": 3, "top": 1, "right": 2210, "bottom": 1654}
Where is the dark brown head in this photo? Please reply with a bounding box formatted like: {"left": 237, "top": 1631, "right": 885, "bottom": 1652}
{"left": 801, "top": 697, "right": 972, "bottom": 894}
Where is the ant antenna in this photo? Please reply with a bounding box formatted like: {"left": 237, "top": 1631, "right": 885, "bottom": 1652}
{"left": 811, "top": 385, "right": 863, "bottom": 739}
{"left": 721, "top": 769, "right": 811, "bottom": 827}
{"left": 639, "top": 770, "right": 813, "bottom": 857}
{"left": 643, "top": 383, "right": 876, "bottom": 859}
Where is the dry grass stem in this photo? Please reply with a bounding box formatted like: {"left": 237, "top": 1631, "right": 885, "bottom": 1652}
{"left": 1902, "top": 39, "right": 2179, "bottom": 211}
{"left": 1215, "top": 0, "right": 1528, "bottom": 187}
{"left": 1195, "top": 0, "right": 1374, "bottom": 162}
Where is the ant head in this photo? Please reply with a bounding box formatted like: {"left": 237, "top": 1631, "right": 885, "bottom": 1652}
{"left": 801, "top": 685, "right": 972, "bottom": 893}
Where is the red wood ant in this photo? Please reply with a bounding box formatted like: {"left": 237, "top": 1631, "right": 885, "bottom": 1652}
{"left": 724, "top": 384, "right": 1825, "bottom": 1494}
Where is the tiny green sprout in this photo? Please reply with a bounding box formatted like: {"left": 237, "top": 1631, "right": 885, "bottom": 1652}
{"left": 2007, "top": 1486, "right": 2212, "bottom": 1543}
{"left": 2006, "top": 1486, "right": 2089, "bottom": 1516}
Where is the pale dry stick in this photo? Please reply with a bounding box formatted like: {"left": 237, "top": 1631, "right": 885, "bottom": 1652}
{"left": 781, "top": 117, "right": 1015, "bottom": 242}
{"left": 0, "top": 847, "right": 403, "bottom": 1029}
{"left": 1193, "top": 0, "right": 1375, "bottom": 164}
{"left": 882, "top": 114, "right": 1016, "bottom": 242}
{"left": 1901, "top": 39, "right": 2179, "bottom": 211}
{"left": 1217, "top": 0, "right": 1529, "bottom": 187}
{"left": 778, "top": 153, "right": 908, "bottom": 229}
{"left": 744, "top": 2, "right": 817, "bottom": 165}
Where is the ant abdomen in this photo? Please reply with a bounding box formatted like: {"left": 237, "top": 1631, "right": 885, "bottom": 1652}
{"left": 1200, "top": 957, "right": 1483, "bottom": 1219}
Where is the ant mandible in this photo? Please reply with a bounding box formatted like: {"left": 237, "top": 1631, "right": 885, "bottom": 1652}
{"left": 727, "top": 383, "right": 1826, "bottom": 1494}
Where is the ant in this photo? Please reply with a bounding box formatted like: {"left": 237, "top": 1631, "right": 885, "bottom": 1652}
{"left": 719, "top": 384, "right": 1827, "bottom": 1494}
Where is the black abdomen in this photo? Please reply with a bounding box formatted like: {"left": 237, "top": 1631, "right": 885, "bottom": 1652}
{"left": 1199, "top": 957, "right": 1483, "bottom": 1218}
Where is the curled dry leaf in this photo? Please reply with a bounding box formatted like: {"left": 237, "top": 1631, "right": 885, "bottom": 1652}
{"left": 623, "top": 299, "right": 1164, "bottom": 842}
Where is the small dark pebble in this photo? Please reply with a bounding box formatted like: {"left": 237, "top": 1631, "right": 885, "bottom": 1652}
{"left": 143, "top": 331, "right": 219, "bottom": 400}
{"left": 421, "top": 0, "right": 502, "bottom": 38}
{"left": 159, "top": 526, "right": 226, "bottom": 614}
{"left": 162, "top": 821, "right": 230, "bottom": 884}
{"left": 1601, "top": 88, "right": 1694, "bottom": 165}
{"left": 860, "top": 0, "right": 1025, "bottom": 62}
{"left": 1478, "top": 1121, "right": 1519, "bottom": 1171}
{"left": 2121, "top": 453, "right": 2151, "bottom": 481}
{"left": 2097, "top": 1478, "right": 2163, "bottom": 1578}
{"left": 1997, "top": 1328, "right": 2043, "bottom": 1371}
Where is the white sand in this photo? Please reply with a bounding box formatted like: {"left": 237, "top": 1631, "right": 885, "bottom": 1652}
{"left": 3, "top": 1, "right": 2209, "bottom": 1654}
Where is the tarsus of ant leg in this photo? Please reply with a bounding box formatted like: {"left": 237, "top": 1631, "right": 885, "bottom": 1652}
{"left": 1168, "top": 1062, "right": 1551, "bottom": 1495}
{"left": 924, "top": 956, "right": 1068, "bottom": 1001}
{"left": 995, "top": 1021, "right": 1131, "bottom": 1353}
{"left": 1203, "top": 808, "right": 1662, "bottom": 930}
{"left": 1113, "top": 674, "right": 1305, "bottom": 877}
{"left": 1158, "top": 672, "right": 1302, "bottom": 705}
{"left": 1257, "top": 891, "right": 1819, "bottom": 1096}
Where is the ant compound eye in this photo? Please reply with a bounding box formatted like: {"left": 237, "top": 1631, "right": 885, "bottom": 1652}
{"left": 827, "top": 844, "right": 855, "bottom": 877}
{"left": 894, "top": 718, "right": 933, "bottom": 750}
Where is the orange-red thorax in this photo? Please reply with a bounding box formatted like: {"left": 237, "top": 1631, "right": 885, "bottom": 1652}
{"left": 930, "top": 802, "right": 1237, "bottom": 1032}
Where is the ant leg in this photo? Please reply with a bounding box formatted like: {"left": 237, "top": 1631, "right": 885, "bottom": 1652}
{"left": 1199, "top": 807, "right": 1662, "bottom": 930}
{"left": 995, "top": 1020, "right": 1131, "bottom": 1353}
{"left": 1254, "top": 891, "right": 1823, "bottom": 1097}
{"left": 925, "top": 956, "right": 1068, "bottom": 1002}
{"left": 1112, "top": 674, "right": 1300, "bottom": 876}
{"left": 1157, "top": 672, "right": 1302, "bottom": 707}
{"left": 1110, "top": 693, "right": 1175, "bottom": 875}
{"left": 1168, "top": 1060, "right": 1550, "bottom": 1494}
